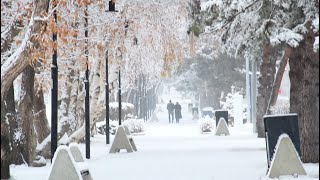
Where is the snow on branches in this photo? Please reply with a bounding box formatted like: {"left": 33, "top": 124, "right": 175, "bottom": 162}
{"left": 200, "top": 0, "right": 319, "bottom": 57}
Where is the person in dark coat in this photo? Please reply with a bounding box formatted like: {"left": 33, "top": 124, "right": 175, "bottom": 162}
{"left": 167, "top": 100, "right": 175, "bottom": 123}
{"left": 174, "top": 102, "right": 182, "bottom": 123}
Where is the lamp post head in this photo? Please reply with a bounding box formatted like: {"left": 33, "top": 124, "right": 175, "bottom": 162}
{"left": 107, "top": 0, "right": 119, "bottom": 12}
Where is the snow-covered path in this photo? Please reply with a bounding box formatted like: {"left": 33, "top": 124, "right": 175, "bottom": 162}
{"left": 10, "top": 103, "right": 319, "bottom": 180}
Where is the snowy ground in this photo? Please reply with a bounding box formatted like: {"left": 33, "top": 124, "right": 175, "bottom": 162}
{"left": 10, "top": 103, "right": 319, "bottom": 180}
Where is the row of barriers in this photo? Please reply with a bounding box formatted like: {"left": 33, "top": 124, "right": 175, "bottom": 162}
{"left": 47, "top": 112, "right": 306, "bottom": 179}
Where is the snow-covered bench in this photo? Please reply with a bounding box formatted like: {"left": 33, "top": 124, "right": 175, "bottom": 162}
{"left": 47, "top": 145, "right": 93, "bottom": 180}
{"left": 109, "top": 125, "right": 137, "bottom": 153}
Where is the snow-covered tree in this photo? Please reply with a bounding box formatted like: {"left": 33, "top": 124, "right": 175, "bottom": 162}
{"left": 201, "top": 0, "right": 319, "bottom": 162}
{"left": 1, "top": 1, "right": 192, "bottom": 175}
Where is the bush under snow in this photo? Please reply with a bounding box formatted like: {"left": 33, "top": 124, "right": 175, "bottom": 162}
{"left": 198, "top": 116, "right": 214, "bottom": 133}
{"left": 270, "top": 98, "right": 290, "bottom": 115}
{"left": 123, "top": 118, "right": 146, "bottom": 134}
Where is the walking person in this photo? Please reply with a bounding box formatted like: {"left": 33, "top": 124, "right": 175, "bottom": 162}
{"left": 167, "top": 100, "right": 175, "bottom": 123}
{"left": 174, "top": 102, "right": 182, "bottom": 123}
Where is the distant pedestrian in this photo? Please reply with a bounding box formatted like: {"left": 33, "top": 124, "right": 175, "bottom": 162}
{"left": 167, "top": 100, "right": 175, "bottom": 123}
{"left": 174, "top": 102, "right": 182, "bottom": 123}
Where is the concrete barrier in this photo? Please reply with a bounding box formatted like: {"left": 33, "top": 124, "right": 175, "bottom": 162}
{"left": 109, "top": 125, "right": 137, "bottom": 153}
{"left": 267, "top": 134, "right": 306, "bottom": 178}
{"left": 70, "top": 143, "right": 85, "bottom": 162}
{"left": 47, "top": 145, "right": 93, "bottom": 180}
{"left": 215, "top": 118, "right": 230, "bottom": 136}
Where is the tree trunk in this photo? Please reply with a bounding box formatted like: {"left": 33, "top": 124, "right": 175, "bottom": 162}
{"left": 289, "top": 23, "right": 319, "bottom": 163}
{"left": 256, "top": 43, "right": 278, "bottom": 137}
{"left": 298, "top": 25, "right": 319, "bottom": 163}
{"left": 33, "top": 82, "right": 50, "bottom": 143}
{"left": 58, "top": 67, "right": 79, "bottom": 138}
{"left": 1, "top": 101, "right": 11, "bottom": 179}
{"left": 6, "top": 83, "right": 24, "bottom": 165}
{"left": 18, "top": 65, "right": 37, "bottom": 165}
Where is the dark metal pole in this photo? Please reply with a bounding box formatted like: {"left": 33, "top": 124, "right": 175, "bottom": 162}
{"left": 118, "top": 69, "right": 122, "bottom": 125}
{"left": 143, "top": 76, "right": 147, "bottom": 122}
{"left": 147, "top": 90, "right": 150, "bottom": 119}
{"left": 51, "top": 0, "right": 58, "bottom": 162}
{"left": 135, "top": 79, "right": 139, "bottom": 116}
{"left": 84, "top": 6, "right": 90, "bottom": 159}
{"left": 105, "top": 51, "right": 110, "bottom": 144}
{"left": 85, "top": 64, "right": 90, "bottom": 159}
{"left": 138, "top": 76, "right": 142, "bottom": 119}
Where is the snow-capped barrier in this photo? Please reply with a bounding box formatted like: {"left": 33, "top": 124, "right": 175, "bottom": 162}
{"left": 267, "top": 134, "right": 306, "bottom": 178}
{"left": 192, "top": 110, "right": 199, "bottom": 120}
{"left": 70, "top": 143, "right": 85, "bottom": 162}
{"left": 109, "top": 125, "right": 137, "bottom": 153}
{"left": 214, "top": 117, "right": 230, "bottom": 136}
{"left": 215, "top": 110, "right": 228, "bottom": 126}
{"left": 263, "top": 114, "right": 301, "bottom": 168}
{"left": 47, "top": 145, "right": 93, "bottom": 180}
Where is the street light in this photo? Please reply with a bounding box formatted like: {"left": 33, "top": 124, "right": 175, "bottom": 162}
{"left": 105, "top": 51, "right": 110, "bottom": 144}
{"left": 51, "top": 0, "right": 58, "bottom": 162}
{"left": 106, "top": 0, "right": 118, "bottom": 143}
{"left": 84, "top": 5, "right": 90, "bottom": 159}
{"left": 118, "top": 69, "right": 122, "bottom": 126}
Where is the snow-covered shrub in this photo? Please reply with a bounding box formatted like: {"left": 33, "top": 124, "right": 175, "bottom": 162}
{"left": 109, "top": 102, "right": 134, "bottom": 121}
{"left": 198, "top": 116, "right": 214, "bottom": 133}
{"left": 220, "top": 85, "right": 244, "bottom": 119}
{"left": 123, "top": 118, "right": 146, "bottom": 134}
{"left": 270, "top": 98, "right": 290, "bottom": 115}
{"left": 96, "top": 120, "right": 118, "bottom": 135}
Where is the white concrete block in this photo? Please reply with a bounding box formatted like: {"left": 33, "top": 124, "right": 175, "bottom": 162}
{"left": 109, "top": 126, "right": 137, "bottom": 153}
{"left": 193, "top": 111, "right": 199, "bottom": 120}
{"left": 215, "top": 118, "right": 230, "bottom": 136}
{"left": 69, "top": 143, "right": 84, "bottom": 162}
{"left": 47, "top": 146, "right": 82, "bottom": 180}
{"left": 47, "top": 145, "right": 93, "bottom": 180}
{"left": 267, "top": 134, "right": 307, "bottom": 178}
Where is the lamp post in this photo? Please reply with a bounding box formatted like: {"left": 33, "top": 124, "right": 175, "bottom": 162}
{"left": 105, "top": 0, "right": 118, "bottom": 143}
{"left": 105, "top": 51, "right": 110, "bottom": 144}
{"left": 51, "top": 0, "right": 58, "bottom": 162}
{"left": 84, "top": 5, "right": 90, "bottom": 159}
{"left": 118, "top": 69, "right": 122, "bottom": 125}
{"left": 84, "top": 63, "right": 90, "bottom": 159}
{"left": 138, "top": 75, "right": 142, "bottom": 119}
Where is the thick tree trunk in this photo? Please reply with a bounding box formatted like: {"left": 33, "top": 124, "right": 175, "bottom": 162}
{"left": 301, "top": 24, "right": 319, "bottom": 163}
{"left": 6, "top": 84, "right": 24, "bottom": 165}
{"left": 289, "top": 24, "right": 319, "bottom": 163}
{"left": 89, "top": 58, "right": 104, "bottom": 135}
{"left": 33, "top": 82, "right": 50, "bottom": 143}
{"left": 18, "top": 65, "right": 37, "bottom": 165}
{"left": 301, "top": 47, "right": 319, "bottom": 163}
{"left": 1, "top": 101, "right": 11, "bottom": 179}
{"left": 256, "top": 43, "right": 278, "bottom": 138}
{"left": 58, "top": 68, "right": 79, "bottom": 138}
